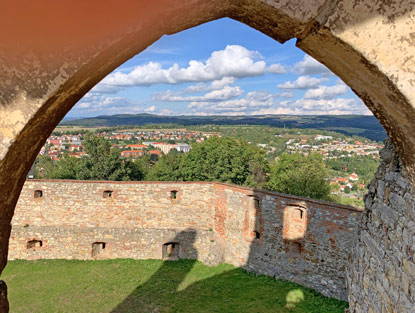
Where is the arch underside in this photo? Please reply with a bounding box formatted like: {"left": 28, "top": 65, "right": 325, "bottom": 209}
{"left": 0, "top": 1, "right": 415, "bottom": 312}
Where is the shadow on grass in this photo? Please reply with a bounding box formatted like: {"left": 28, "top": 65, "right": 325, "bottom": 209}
{"left": 111, "top": 229, "right": 198, "bottom": 313}
{"left": 110, "top": 261, "right": 347, "bottom": 313}
{"left": 110, "top": 229, "right": 347, "bottom": 313}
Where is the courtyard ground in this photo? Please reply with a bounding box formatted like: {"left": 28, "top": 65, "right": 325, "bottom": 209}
{"left": 1, "top": 259, "right": 347, "bottom": 313}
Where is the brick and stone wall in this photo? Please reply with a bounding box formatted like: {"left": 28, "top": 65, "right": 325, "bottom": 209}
{"left": 9, "top": 180, "right": 362, "bottom": 300}
{"left": 347, "top": 139, "right": 415, "bottom": 312}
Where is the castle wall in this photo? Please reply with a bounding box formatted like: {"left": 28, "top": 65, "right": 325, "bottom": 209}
{"left": 214, "top": 184, "right": 361, "bottom": 300}
{"left": 347, "top": 139, "right": 415, "bottom": 312}
{"left": 9, "top": 180, "right": 362, "bottom": 300}
{"left": 9, "top": 181, "right": 224, "bottom": 265}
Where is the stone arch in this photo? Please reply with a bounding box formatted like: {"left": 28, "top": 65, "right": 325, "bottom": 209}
{"left": 1, "top": 0, "right": 415, "bottom": 311}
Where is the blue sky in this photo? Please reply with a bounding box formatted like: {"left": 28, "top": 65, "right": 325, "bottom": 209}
{"left": 69, "top": 18, "right": 370, "bottom": 117}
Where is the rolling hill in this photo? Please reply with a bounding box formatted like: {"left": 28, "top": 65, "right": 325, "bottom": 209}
{"left": 61, "top": 114, "right": 387, "bottom": 141}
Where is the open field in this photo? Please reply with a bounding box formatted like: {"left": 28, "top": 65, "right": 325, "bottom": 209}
{"left": 1, "top": 259, "right": 348, "bottom": 313}
{"left": 54, "top": 125, "right": 103, "bottom": 132}
{"left": 55, "top": 126, "right": 194, "bottom": 133}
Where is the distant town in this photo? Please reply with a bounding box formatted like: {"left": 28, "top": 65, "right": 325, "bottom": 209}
{"left": 41, "top": 129, "right": 222, "bottom": 161}
{"left": 35, "top": 125, "right": 383, "bottom": 207}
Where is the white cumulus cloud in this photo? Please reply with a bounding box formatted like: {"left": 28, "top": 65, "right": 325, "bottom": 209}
{"left": 292, "top": 55, "right": 333, "bottom": 76}
{"left": 188, "top": 91, "right": 275, "bottom": 114}
{"left": 278, "top": 91, "right": 295, "bottom": 98}
{"left": 250, "top": 107, "right": 302, "bottom": 115}
{"left": 279, "top": 97, "right": 371, "bottom": 115}
{"left": 144, "top": 105, "right": 156, "bottom": 112}
{"left": 303, "top": 83, "right": 348, "bottom": 99}
{"left": 184, "top": 77, "right": 236, "bottom": 93}
{"left": 101, "top": 45, "right": 285, "bottom": 86}
{"left": 267, "top": 63, "right": 287, "bottom": 74}
{"left": 88, "top": 84, "right": 125, "bottom": 94}
{"left": 153, "top": 86, "right": 243, "bottom": 102}
{"left": 277, "top": 76, "right": 326, "bottom": 89}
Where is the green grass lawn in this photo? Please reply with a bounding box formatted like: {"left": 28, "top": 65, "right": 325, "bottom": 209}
{"left": 1, "top": 259, "right": 348, "bottom": 313}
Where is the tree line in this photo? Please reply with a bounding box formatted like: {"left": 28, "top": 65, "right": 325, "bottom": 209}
{"left": 36, "top": 135, "right": 332, "bottom": 200}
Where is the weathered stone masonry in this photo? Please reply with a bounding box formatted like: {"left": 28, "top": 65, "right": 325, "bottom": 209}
{"left": 347, "top": 139, "right": 415, "bottom": 312}
{"left": 9, "top": 180, "right": 361, "bottom": 300}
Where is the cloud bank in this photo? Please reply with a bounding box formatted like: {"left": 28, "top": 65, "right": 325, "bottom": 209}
{"left": 101, "top": 45, "right": 286, "bottom": 87}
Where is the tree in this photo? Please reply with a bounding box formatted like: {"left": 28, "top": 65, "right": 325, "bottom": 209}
{"left": 266, "top": 152, "right": 331, "bottom": 200}
{"left": 44, "top": 134, "right": 145, "bottom": 181}
{"left": 35, "top": 155, "right": 55, "bottom": 178}
{"left": 48, "top": 155, "right": 80, "bottom": 179}
{"left": 131, "top": 154, "right": 151, "bottom": 180}
{"left": 344, "top": 186, "right": 351, "bottom": 194}
{"left": 146, "top": 149, "right": 184, "bottom": 181}
{"left": 76, "top": 134, "right": 132, "bottom": 181}
{"left": 180, "top": 137, "right": 269, "bottom": 187}
{"left": 149, "top": 153, "right": 159, "bottom": 163}
{"left": 331, "top": 183, "right": 340, "bottom": 192}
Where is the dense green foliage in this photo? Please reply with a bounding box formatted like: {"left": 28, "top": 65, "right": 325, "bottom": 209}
{"left": 266, "top": 153, "right": 332, "bottom": 200}
{"left": 180, "top": 137, "right": 269, "bottom": 188}
{"left": 2, "top": 259, "right": 348, "bottom": 313}
{"left": 146, "top": 137, "right": 269, "bottom": 188}
{"left": 38, "top": 136, "right": 269, "bottom": 188}
{"left": 326, "top": 155, "right": 379, "bottom": 184}
{"left": 146, "top": 149, "right": 184, "bottom": 182}
{"left": 330, "top": 195, "right": 364, "bottom": 208}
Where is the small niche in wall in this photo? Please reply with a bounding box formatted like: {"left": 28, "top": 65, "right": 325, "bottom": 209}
{"left": 103, "top": 190, "right": 113, "bottom": 198}
{"left": 92, "top": 242, "right": 106, "bottom": 257}
{"left": 27, "top": 240, "right": 42, "bottom": 249}
{"left": 244, "top": 195, "right": 262, "bottom": 243}
{"left": 34, "top": 190, "right": 43, "bottom": 198}
{"left": 170, "top": 190, "right": 178, "bottom": 200}
{"left": 254, "top": 198, "right": 261, "bottom": 209}
{"left": 162, "top": 242, "right": 180, "bottom": 260}
{"left": 248, "top": 195, "right": 261, "bottom": 209}
{"left": 286, "top": 241, "right": 302, "bottom": 254}
{"left": 253, "top": 231, "right": 261, "bottom": 239}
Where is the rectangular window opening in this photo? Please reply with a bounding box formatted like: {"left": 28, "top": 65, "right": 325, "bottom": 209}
{"left": 287, "top": 241, "right": 302, "bottom": 254}
{"left": 103, "top": 190, "right": 113, "bottom": 198}
{"left": 248, "top": 195, "right": 261, "bottom": 209}
{"left": 92, "top": 242, "right": 106, "bottom": 257}
{"left": 162, "top": 242, "right": 180, "bottom": 260}
{"left": 34, "top": 190, "right": 43, "bottom": 198}
{"left": 170, "top": 190, "right": 178, "bottom": 200}
{"left": 27, "top": 240, "right": 42, "bottom": 249}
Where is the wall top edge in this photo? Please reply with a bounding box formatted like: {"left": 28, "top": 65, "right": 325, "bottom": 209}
{"left": 25, "top": 179, "right": 364, "bottom": 213}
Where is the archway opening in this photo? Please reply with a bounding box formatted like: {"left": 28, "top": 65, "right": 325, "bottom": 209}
{"left": 2, "top": 2, "right": 414, "bottom": 312}
{"left": 38, "top": 17, "right": 383, "bottom": 208}
{"left": 2, "top": 17, "right": 382, "bottom": 311}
